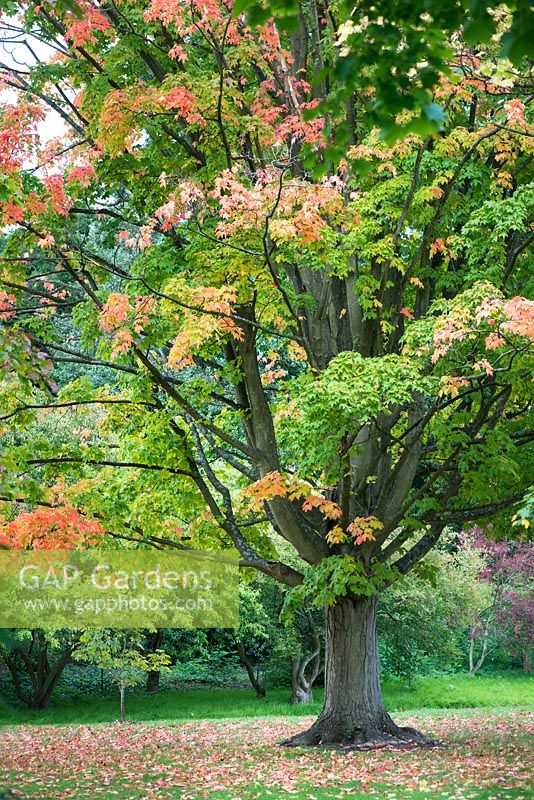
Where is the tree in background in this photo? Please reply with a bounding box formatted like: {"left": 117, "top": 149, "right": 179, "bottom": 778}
{"left": 465, "top": 530, "right": 533, "bottom": 673}
{"left": 0, "top": 503, "right": 103, "bottom": 708}
{"left": 0, "top": 629, "right": 78, "bottom": 710}
{"left": 379, "top": 536, "right": 493, "bottom": 684}
{"left": 234, "top": 579, "right": 323, "bottom": 701}
{"left": 234, "top": 582, "right": 271, "bottom": 698}
{"left": 249, "top": 575, "right": 323, "bottom": 704}
{"left": 498, "top": 592, "right": 534, "bottom": 673}
{"left": 236, "top": 0, "right": 533, "bottom": 144}
{"left": 0, "top": 0, "right": 532, "bottom": 747}
{"left": 0, "top": 504, "right": 105, "bottom": 550}
{"left": 286, "top": 611, "right": 321, "bottom": 705}
{"left": 145, "top": 628, "right": 166, "bottom": 693}
{"left": 73, "top": 629, "right": 171, "bottom": 722}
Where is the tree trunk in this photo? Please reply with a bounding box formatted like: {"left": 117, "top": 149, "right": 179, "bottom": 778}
{"left": 28, "top": 668, "right": 63, "bottom": 710}
{"left": 146, "top": 669, "right": 161, "bottom": 693}
{"left": 4, "top": 639, "right": 72, "bottom": 710}
{"left": 28, "top": 688, "right": 54, "bottom": 710}
{"left": 289, "top": 612, "right": 321, "bottom": 705}
{"left": 283, "top": 595, "right": 434, "bottom": 748}
{"left": 29, "top": 648, "right": 73, "bottom": 710}
{"left": 236, "top": 641, "right": 266, "bottom": 698}
{"left": 289, "top": 657, "right": 314, "bottom": 704}
{"left": 119, "top": 679, "right": 126, "bottom": 723}
{"left": 146, "top": 629, "right": 165, "bottom": 692}
{"left": 523, "top": 648, "right": 532, "bottom": 673}
{"left": 469, "top": 619, "right": 490, "bottom": 675}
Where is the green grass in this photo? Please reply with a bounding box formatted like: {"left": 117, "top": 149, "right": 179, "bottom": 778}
{"left": 204, "top": 785, "right": 530, "bottom": 800}
{"left": 1, "top": 671, "right": 532, "bottom": 726}
{"left": 4, "top": 781, "right": 529, "bottom": 800}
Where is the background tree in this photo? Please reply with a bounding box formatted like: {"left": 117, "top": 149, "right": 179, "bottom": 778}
{"left": 236, "top": 0, "right": 533, "bottom": 143}
{"left": 0, "top": 500, "right": 103, "bottom": 708}
{"left": 73, "top": 629, "right": 171, "bottom": 722}
{"left": 145, "top": 628, "right": 166, "bottom": 693}
{"left": 464, "top": 530, "right": 533, "bottom": 673}
{"left": 379, "top": 535, "right": 493, "bottom": 684}
{"left": 286, "top": 611, "right": 322, "bottom": 705}
{"left": 234, "top": 582, "right": 270, "bottom": 698}
{"left": 0, "top": 0, "right": 532, "bottom": 748}
{"left": 241, "top": 575, "right": 323, "bottom": 703}
{"left": 0, "top": 629, "right": 78, "bottom": 710}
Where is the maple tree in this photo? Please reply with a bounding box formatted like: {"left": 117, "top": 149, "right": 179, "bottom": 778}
{"left": 237, "top": 0, "right": 533, "bottom": 143}
{"left": 0, "top": 0, "right": 533, "bottom": 747}
{"left": 0, "top": 504, "right": 104, "bottom": 550}
{"left": 73, "top": 629, "right": 171, "bottom": 722}
{"left": 0, "top": 500, "right": 103, "bottom": 709}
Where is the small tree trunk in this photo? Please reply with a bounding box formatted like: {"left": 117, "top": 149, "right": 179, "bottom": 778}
{"left": 146, "top": 629, "right": 164, "bottom": 692}
{"left": 29, "top": 688, "right": 54, "bottom": 710}
{"left": 4, "top": 656, "right": 28, "bottom": 707}
{"left": 469, "top": 620, "right": 490, "bottom": 675}
{"left": 468, "top": 628, "right": 476, "bottom": 674}
{"left": 146, "top": 669, "right": 161, "bottom": 693}
{"left": 236, "top": 641, "right": 266, "bottom": 698}
{"left": 283, "top": 595, "right": 433, "bottom": 748}
{"left": 290, "top": 613, "right": 321, "bottom": 705}
{"left": 29, "top": 648, "right": 73, "bottom": 710}
{"left": 119, "top": 679, "right": 126, "bottom": 723}
{"left": 523, "top": 648, "right": 532, "bottom": 673}
{"left": 28, "top": 672, "right": 61, "bottom": 710}
{"left": 290, "top": 658, "right": 314, "bottom": 704}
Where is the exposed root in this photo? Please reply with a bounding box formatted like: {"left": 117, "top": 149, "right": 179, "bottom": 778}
{"left": 281, "top": 718, "right": 442, "bottom": 751}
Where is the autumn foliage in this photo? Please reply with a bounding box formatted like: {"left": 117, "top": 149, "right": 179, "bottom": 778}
{"left": 0, "top": 505, "right": 105, "bottom": 550}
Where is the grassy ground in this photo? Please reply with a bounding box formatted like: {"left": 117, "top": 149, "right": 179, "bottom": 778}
{"left": 0, "top": 671, "right": 532, "bottom": 726}
{"left": 0, "top": 710, "right": 532, "bottom": 799}
{"left": 1, "top": 675, "right": 532, "bottom": 799}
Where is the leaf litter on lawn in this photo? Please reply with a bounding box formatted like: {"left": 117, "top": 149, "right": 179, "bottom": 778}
{"left": 0, "top": 712, "right": 532, "bottom": 799}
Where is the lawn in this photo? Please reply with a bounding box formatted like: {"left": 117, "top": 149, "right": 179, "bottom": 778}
{"left": 1, "top": 672, "right": 533, "bottom": 726}
{"left": 1, "top": 675, "right": 532, "bottom": 799}
{"left": 0, "top": 710, "right": 532, "bottom": 799}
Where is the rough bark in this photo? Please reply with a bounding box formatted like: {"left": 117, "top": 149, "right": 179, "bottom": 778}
{"left": 283, "top": 595, "right": 436, "bottom": 749}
